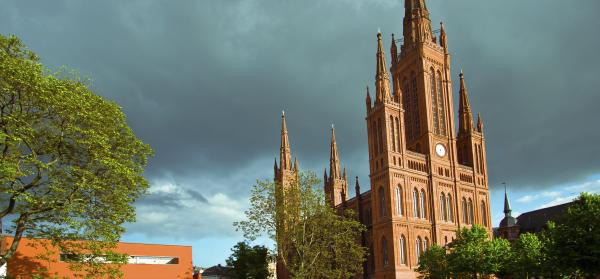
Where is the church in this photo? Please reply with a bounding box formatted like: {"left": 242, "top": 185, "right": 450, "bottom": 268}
{"left": 273, "top": 1, "right": 492, "bottom": 278}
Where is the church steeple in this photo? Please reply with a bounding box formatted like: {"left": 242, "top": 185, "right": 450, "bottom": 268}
{"left": 458, "top": 71, "right": 474, "bottom": 134}
{"left": 439, "top": 21, "right": 448, "bottom": 50}
{"left": 403, "top": 0, "right": 433, "bottom": 44}
{"left": 329, "top": 125, "right": 341, "bottom": 180}
{"left": 375, "top": 32, "right": 391, "bottom": 104}
{"left": 503, "top": 185, "right": 512, "bottom": 216}
{"left": 279, "top": 111, "right": 293, "bottom": 171}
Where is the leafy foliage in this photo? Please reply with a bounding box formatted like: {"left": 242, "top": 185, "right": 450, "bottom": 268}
{"left": 0, "top": 34, "right": 152, "bottom": 278}
{"left": 235, "top": 171, "right": 367, "bottom": 279}
{"left": 417, "top": 244, "right": 448, "bottom": 279}
{"left": 226, "top": 242, "right": 271, "bottom": 279}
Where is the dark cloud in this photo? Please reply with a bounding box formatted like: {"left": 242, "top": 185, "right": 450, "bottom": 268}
{"left": 2, "top": 0, "right": 600, "bottom": 239}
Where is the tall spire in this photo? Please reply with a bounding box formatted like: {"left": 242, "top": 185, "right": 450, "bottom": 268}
{"left": 477, "top": 113, "right": 484, "bottom": 133}
{"left": 365, "top": 86, "right": 372, "bottom": 112}
{"left": 390, "top": 33, "right": 398, "bottom": 66}
{"left": 280, "top": 111, "right": 292, "bottom": 171}
{"left": 403, "top": 0, "right": 433, "bottom": 44}
{"left": 329, "top": 125, "right": 341, "bottom": 180}
{"left": 458, "top": 71, "right": 474, "bottom": 134}
{"left": 375, "top": 32, "right": 391, "bottom": 103}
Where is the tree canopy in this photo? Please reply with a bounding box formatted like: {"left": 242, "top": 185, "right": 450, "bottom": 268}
{"left": 235, "top": 171, "right": 366, "bottom": 279}
{"left": 226, "top": 241, "right": 271, "bottom": 279}
{"left": 0, "top": 34, "right": 152, "bottom": 278}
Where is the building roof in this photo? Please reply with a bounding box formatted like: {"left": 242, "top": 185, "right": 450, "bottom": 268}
{"left": 516, "top": 201, "right": 573, "bottom": 233}
{"left": 202, "top": 264, "right": 231, "bottom": 276}
{"left": 499, "top": 215, "right": 517, "bottom": 228}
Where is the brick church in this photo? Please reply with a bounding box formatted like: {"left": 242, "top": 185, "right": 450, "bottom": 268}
{"left": 273, "top": 0, "right": 492, "bottom": 278}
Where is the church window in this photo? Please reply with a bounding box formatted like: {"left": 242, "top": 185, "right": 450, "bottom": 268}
{"left": 462, "top": 198, "right": 468, "bottom": 224}
{"left": 411, "top": 73, "right": 421, "bottom": 138}
{"left": 379, "top": 187, "right": 386, "bottom": 217}
{"left": 416, "top": 237, "right": 422, "bottom": 263}
{"left": 400, "top": 235, "right": 407, "bottom": 265}
{"left": 424, "top": 237, "right": 429, "bottom": 251}
{"left": 440, "top": 192, "right": 447, "bottom": 221}
{"left": 447, "top": 194, "right": 454, "bottom": 222}
{"left": 396, "top": 186, "right": 404, "bottom": 216}
{"left": 390, "top": 115, "right": 396, "bottom": 151}
{"left": 420, "top": 189, "right": 427, "bottom": 219}
{"left": 413, "top": 188, "right": 419, "bottom": 218}
{"left": 481, "top": 201, "right": 488, "bottom": 227}
{"left": 430, "top": 68, "right": 439, "bottom": 134}
{"left": 395, "top": 117, "right": 400, "bottom": 152}
{"left": 437, "top": 71, "right": 447, "bottom": 136}
{"left": 377, "top": 119, "right": 383, "bottom": 154}
{"left": 382, "top": 237, "right": 389, "bottom": 267}
{"left": 372, "top": 121, "right": 378, "bottom": 156}
{"left": 468, "top": 198, "right": 474, "bottom": 224}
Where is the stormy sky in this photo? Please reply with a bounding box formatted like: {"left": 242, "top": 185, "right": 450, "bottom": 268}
{"left": 2, "top": 0, "right": 600, "bottom": 267}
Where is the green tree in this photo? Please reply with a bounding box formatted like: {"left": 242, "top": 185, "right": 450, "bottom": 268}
{"left": 509, "top": 233, "right": 543, "bottom": 279}
{"left": 417, "top": 244, "right": 449, "bottom": 279}
{"left": 447, "top": 225, "right": 511, "bottom": 279}
{"left": 235, "top": 171, "right": 366, "bottom": 279}
{"left": 226, "top": 242, "right": 271, "bottom": 279}
{"left": 543, "top": 193, "right": 600, "bottom": 278}
{"left": 0, "top": 34, "right": 152, "bottom": 278}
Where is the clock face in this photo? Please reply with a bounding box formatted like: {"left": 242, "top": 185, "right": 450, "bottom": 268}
{"left": 435, "top": 144, "right": 446, "bottom": 157}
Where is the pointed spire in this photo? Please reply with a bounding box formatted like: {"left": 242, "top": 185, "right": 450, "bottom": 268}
{"left": 355, "top": 176, "right": 360, "bottom": 195}
{"left": 503, "top": 183, "right": 512, "bottom": 216}
{"left": 477, "top": 113, "right": 484, "bottom": 133}
{"left": 274, "top": 157, "right": 278, "bottom": 174}
{"left": 458, "top": 71, "right": 474, "bottom": 134}
{"left": 375, "top": 32, "right": 391, "bottom": 103}
{"left": 439, "top": 21, "right": 448, "bottom": 50}
{"left": 324, "top": 168, "right": 328, "bottom": 183}
{"left": 293, "top": 157, "right": 298, "bottom": 172}
{"left": 280, "top": 111, "right": 293, "bottom": 171}
{"left": 390, "top": 33, "right": 398, "bottom": 66}
{"left": 403, "top": 0, "right": 432, "bottom": 44}
{"left": 365, "top": 86, "right": 372, "bottom": 112}
{"left": 329, "top": 125, "right": 341, "bottom": 180}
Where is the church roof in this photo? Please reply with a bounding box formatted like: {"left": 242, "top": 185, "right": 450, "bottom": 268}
{"left": 516, "top": 201, "right": 573, "bottom": 233}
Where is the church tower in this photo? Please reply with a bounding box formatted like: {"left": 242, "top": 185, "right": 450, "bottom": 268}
{"left": 324, "top": 126, "right": 348, "bottom": 207}
{"left": 365, "top": 0, "right": 492, "bottom": 277}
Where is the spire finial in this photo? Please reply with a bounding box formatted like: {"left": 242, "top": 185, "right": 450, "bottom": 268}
{"left": 329, "top": 125, "right": 341, "bottom": 180}
{"left": 279, "top": 111, "right": 292, "bottom": 171}
{"left": 375, "top": 31, "right": 391, "bottom": 103}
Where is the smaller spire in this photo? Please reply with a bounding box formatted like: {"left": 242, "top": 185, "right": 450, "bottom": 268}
{"left": 343, "top": 167, "right": 347, "bottom": 181}
{"left": 329, "top": 125, "right": 341, "bottom": 180}
{"left": 477, "top": 113, "right": 484, "bottom": 133}
{"left": 375, "top": 32, "right": 391, "bottom": 103}
{"left": 324, "top": 168, "right": 328, "bottom": 182}
{"left": 503, "top": 183, "right": 512, "bottom": 215}
{"left": 355, "top": 176, "right": 360, "bottom": 193}
{"left": 458, "top": 71, "right": 474, "bottom": 134}
{"left": 366, "top": 86, "right": 372, "bottom": 112}
{"left": 439, "top": 21, "right": 448, "bottom": 50}
{"left": 293, "top": 157, "right": 298, "bottom": 171}
{"left": 390, "top": 33, "right": 398, "bottom": 66}
{"left": 279, "top": 111, "right": 293, "bottom": 171}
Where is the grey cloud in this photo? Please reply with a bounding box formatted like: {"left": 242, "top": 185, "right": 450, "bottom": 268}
{"left": 1, "top": 0, "right": 599, "bottom": 202}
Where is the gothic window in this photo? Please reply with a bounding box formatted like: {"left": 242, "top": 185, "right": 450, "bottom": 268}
{"left": 377, "top": 119, "right": 383, "bottom": 154}
{"left": 481, "top": 201, "right": 488, "bottom": 227}
{"left": 468, "top": 198, "right": 474, "bottom": 225}
{"left": 413, "top": 188, "right": 419, "bottom": 218}
{"left": 416, "top": 237, "right": 422, "bottom": 263}
{"left": 382, "top": 236, "right": 389, "bottom": 267}
{"left": 395, "top": 117, "right": 400, "bottom": 152}
{"left": 424, "top": 237, "right": 429, "bottom": 251}
{"left": 390, "top": 115, "right": 396, "bottom": 151}
{"left": 372, "top": 120, "right": 378, "bottom": 156}
{"left": 440, "top": 192, "right": 447, "bottom": 221}
{"left": 400, "top": 235, "right": 407, "bottom": 265}
{"left": 437, "top": 71, "right": 447, "bottom": 136}
{"left": 420, "top": 189, "right": 427, "bottom": 219}
{"left": 430, "top": 68, "right": 439, "bottom": 134}
{"left": 447, "top": 194, "right": 454, "bottom": 222}
{"left": 379, "top": 187, "right": 386, "bottom": 218}
{"left": 411, "top": 73, "right": 421, "bottom": 138}
{"left": 462, "top": 198, "right": 468, "bottom": 224}
{"left": 396, "top": 186, "right": 404, "bottom": 216}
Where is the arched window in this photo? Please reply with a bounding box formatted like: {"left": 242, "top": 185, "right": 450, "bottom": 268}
{"left": 413, "top": 188, "right": 419, "bottom": 218}
{"left": 400, "top": 235, "right": 407, "bottom": 265}
{"left": 440, "top": 192, "right": 447, "bottom": 221}
{"left": 430, "top": 68, "right": 439, "bottom": 134}
{"left": 416, "top": 237, "right": 422, "bottom": 263}
{"left": 437, "top": 71, "right": 446, "bottom": 136}
{"left": 382, "top": 237, "right": 389, "bottom": 267}
{"left": 411, "top": 72, "right": 421, "bottom": 139}
{"left": 396, "top": 186, "right": 403, "bottom": 216}
{"left": 395, "top": 117, "right": 400, "bottom": 153}
{"left": 379, "top": 187, "right": 386, "bottom": 218}
{"left": 481, "top": 201, "right": 488, "bottom": 227}
{"left": 468, "top": 198, "right": 474, "bottom": 225}
{"left": 462, "top": 198, "right": 468, "bottom": 224}
{"left": 424, "top": 237, "right": 429, "bottom": 251}
{"left": 447, "top": 194, "right": 454, "bottom": 222}
{"left": 390, "top": 115, "right": 396, "bottom": 152}
{"left": 420, "top": 189, "right": 426, "bottom": 219}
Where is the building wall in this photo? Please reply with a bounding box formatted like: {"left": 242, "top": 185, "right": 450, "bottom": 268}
{"left": 1, "top": 236, "right": 193, "bottom": 279}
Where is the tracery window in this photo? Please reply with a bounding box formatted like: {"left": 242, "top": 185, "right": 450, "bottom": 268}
{"left": 440, "top": 192, "right": 447, "bottom": 221}
{"left": 379, "top": 187, "right": 386, "bottom": 218}
{"left": 382, "top": 237, "right": 389, "bottom": 267}
{"left": 430, "top": 68, "right": 440, "bottom": 134}
{"left": 437, "top": 71, "right": 447, "bottom": 135}
{"left": 447, "top": 194, "right": 454, "bottom": 222}
{"left": 420, "top": 189, "right": 427, "bottom": 219}
{"left": 468, "top": 198, "right": 474, "bottom": 225}
{"left": 416, "top": 237, "right": 422, "bottom": 263}
{"left": 481, "top": 201, "right": 488, "bottom": 227}
{"left": 462, "top": 198, "right": 468, "bottom": 224}
{"left": 400, "top": 235, "right": 407, "bottom": 265}
{"left": 413, "top": 188, "right": 419, "bottom": 218}
{"left": 396, "top": 186, "right": 404, "bottom": 216}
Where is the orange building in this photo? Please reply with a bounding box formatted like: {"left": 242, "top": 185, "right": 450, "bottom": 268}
{"left": 273, "top": 0, "right": 492, "bottom": 278}
{"left": 1, "top": 236, "right": 193, "bottom": 279}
